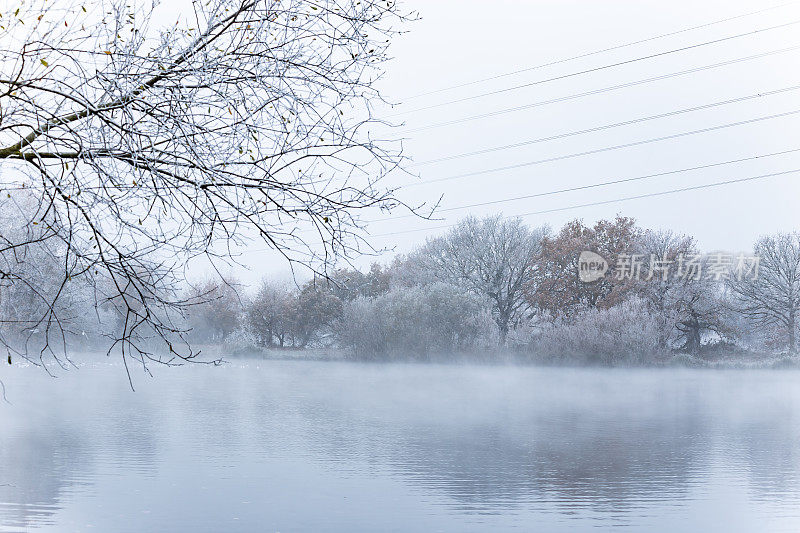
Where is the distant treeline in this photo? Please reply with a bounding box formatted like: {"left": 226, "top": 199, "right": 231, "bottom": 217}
{"left": 182, "top": 215, "right": 799, "bottom": 364}
{"left": 2, "top": 213, "right": 798, "bottom": 364}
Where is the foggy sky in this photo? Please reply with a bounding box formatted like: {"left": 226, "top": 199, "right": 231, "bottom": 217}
{"left": 89, "top": 1, "right": 800, "bottom": 285}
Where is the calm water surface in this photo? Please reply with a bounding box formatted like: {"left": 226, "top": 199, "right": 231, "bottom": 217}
{"left": 1, "top": 360, "right": 800, "bottom": 532}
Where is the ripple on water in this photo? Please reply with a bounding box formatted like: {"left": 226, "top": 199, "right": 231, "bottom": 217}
{"left": 2, "top": 362, "right": 800, "bottom": 532}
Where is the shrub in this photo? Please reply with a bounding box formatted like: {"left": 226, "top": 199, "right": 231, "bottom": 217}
{"left": 335, "top": 282, "right": 492, "bottom": 359}
{"left": 221, "top": 329, "right": 262, "bottom": 357}
{"left": 533, "top": 297, "right": 665, "bottom": 365}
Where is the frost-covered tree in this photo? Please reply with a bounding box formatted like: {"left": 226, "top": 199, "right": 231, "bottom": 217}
{"left": 636, "top": 230, "right": 695, "bottom": 343}
{"left": 337, "top": 282, "right": 490, "bottom": 358}
{"left": 245, "top": 280, "right": 295, "bottom": 348}
{"left": 637, "top": 230, "right": 697, "bottom": 350}
{"left": 0, "top": 192, "right": 105, "bottom": 359}
{"left": 418, "top": 215, "right": 547, "bottom": 346}
{"left": 671, "top": 276, "right": 729, "bottom": 355}
{"left": 385, "top": 252, "right": 439, "bottom": 289}
{"left": 0, "top": 0, "right": 410, "bottom": 369}
{"left": 186, "top": 277, "right": 242, "bottom": 343}
{"left": 636, "top": 230, "right": 731, "bottom": 354}
{"left": 290, "top": 279, "right": 343, "bottom": 347}
{"left": 728, "top": 232, "right": 800, "bottom": 353}
{"left": 327, "top": 263, "right": 391, "bottom": 302}
{"left": 243, "top": 276, "right": 343, "bottom": 348}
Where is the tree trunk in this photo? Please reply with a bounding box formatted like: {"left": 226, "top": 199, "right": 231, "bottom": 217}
{"left": 681, "top": 316, "right": 701, "bottom": 355}
{"left": 498, "top": 321, "right": 509, "bottom": 347}
{"left": 689, "top": 326, "right": 701, "bottom": 355}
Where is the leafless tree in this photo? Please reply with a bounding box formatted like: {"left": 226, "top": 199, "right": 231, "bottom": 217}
{"left": 728, "top": 232, "right": 800, "bottom": 353}
{"left": 0, "top": 0, "right": 411, "bottom": 373}
{"left": 419, "top": 215, "right": 548, "bottom": 346}
{"left": 637, "top": 231, "right": 731, "bottom": 354}
{"left": 245, "top": 279, "right": 295, "bottom": 348}
{"left": 670, "top": 276, "right": 729, "bottom": 355}
{"left": 637, "top": 230, "right": 695, "bottom": 349}
{"left": 186, "top": 276, "right": 243, "bottom": 343}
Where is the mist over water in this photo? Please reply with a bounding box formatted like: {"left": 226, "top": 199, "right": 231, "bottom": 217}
{"left": 2, "top": 360, "right": 800, "bottom": 532}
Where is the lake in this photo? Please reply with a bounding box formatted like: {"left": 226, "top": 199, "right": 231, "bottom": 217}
{"left": 1, "top": 359, "right": 800, "bottom": 532}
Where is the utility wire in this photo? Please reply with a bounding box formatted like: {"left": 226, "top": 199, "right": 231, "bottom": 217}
{"left": 406, "top": 108, "right": 800, "bottom": 187}
{"left": 238, "top": 157, "right": 800, "bottom": 253}
{"left": 410, "top": 84, "right": 800, "bottom": 167}
{"left": 391, "top": 19, "right": 800, "bottom": 116}
{"left": 371, "top": 168, "right": 800, "bottom": 238}
{"left": 370, "top": 148, "right": 800, "bottom": 223}
{"left": 239, "top": 110, "right": 800, "bottom": 241}
{"left": 396, "top": 44, "right": 800, "bottom": 135}
{"left": 401, "top": 1, "right": 800, "bottom": 100}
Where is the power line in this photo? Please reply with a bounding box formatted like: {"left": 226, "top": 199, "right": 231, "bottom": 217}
{"left": 370, "top": 148, "right": 800, "bottom": 223}
{"left": 237, "top": 158, "right": 800, "bottom": 253}
{"left": 400, "top": 1, "right": 800, "bottom": 100}
{"left": 371, "top": 167, "right": 800, "bottom": 238}
{"left": 391, "top": 19, "right": 800, "bottom": 117}
{"left": 395, "top": 44, "right": 800, "bottom": 135}
{"left": 237, "top": 110, "right": 800, "bottom": 244}
{"left": 405, "top": 108, "right": 800, "bottom": 187}
{"left": 14, "top": 88, "right": 792, "bottom": 194}
{"left": 410, "top": 85, "right": 800, "bottom": 167}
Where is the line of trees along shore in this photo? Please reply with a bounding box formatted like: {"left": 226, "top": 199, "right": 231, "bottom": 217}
{"left": 2, "top": 213, "right": 799, "bottom": 365}
{"left": 184, "top": 214, "right": 800, "bottom": 365}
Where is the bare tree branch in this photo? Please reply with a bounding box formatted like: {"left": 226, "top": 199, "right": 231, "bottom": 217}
{"left": 0, "top": 0, "right": 414, "bottom": 375}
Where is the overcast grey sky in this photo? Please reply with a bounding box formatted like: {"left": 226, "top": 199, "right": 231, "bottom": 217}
{"left": 210, "top": 0, "right": 800, "bottom": 285}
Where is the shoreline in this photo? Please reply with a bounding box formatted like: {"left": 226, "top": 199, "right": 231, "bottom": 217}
{"left": 197, "top": 344, "right": 800, "bottom": 370}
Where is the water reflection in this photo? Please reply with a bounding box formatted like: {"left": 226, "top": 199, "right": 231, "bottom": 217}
{"left": 0, "top": 425, "right": 84, "bottom": 531}
{"left": 263, "top": 367, "right": 711, "bottom": 514}
{"left": 2, "top": 362, "right": 800, "bottom": 532}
